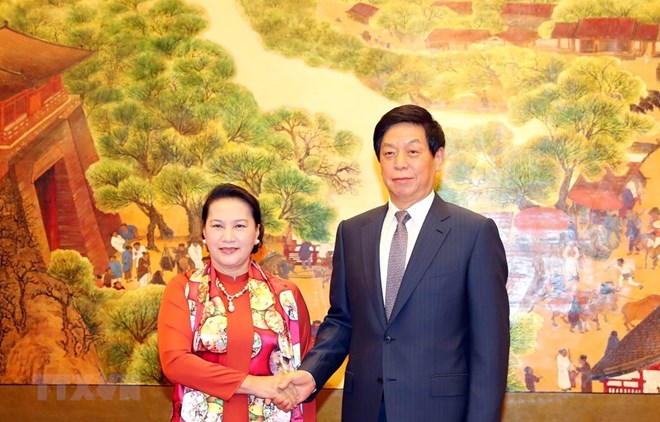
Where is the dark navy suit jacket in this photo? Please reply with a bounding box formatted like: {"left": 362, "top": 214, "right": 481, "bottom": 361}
{"left": 299, "top": 195, "right": 510, "bottom": 422}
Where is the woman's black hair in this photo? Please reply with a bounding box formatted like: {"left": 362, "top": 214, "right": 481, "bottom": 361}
{"left": 201, "top": 183, "right": 264, "bottom": 254}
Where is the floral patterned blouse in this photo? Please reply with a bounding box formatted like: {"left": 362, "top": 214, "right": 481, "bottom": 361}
{"left": 158, "top": 261, "right": 316, "bottom": 422}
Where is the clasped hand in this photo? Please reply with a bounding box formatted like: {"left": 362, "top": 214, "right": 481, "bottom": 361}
{"left": 247, "top": 371, "right": 316, "bottom": 412}
{"left": 273, "top": 370, "right": 316, "bottom": 412}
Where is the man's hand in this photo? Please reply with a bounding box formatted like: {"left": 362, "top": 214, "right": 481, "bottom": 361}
{"left": 273, "top": 370, "right": 316, "bottom": 410}
{"left": 237, "top": 375, "right": 298, "bottom": 411}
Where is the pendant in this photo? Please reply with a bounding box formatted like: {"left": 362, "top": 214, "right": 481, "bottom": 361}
{"left": 227, "top": 300, "right": 235, "bottom": 312}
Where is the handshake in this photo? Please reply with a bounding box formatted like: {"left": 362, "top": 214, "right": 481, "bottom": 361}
{"left": 242, "top": 370, "right": 317, "bottom": 412}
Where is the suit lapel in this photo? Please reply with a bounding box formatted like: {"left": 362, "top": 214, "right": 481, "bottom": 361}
{"left": 388, "top": 195, "right": 451, "bottom": 323}
{"left": 361, "top": 205, "right": 388, "bottom": 329}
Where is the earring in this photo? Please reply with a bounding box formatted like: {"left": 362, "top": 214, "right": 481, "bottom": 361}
{"left": 202, "top": 239, "right": 206, "bottom": 244}
{"left": 254, "top": 239, "right": 260, "bottom": 245}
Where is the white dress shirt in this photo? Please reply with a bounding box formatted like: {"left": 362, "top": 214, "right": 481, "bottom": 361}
{"left": 379, "top": 191, "right": 436, "bottom": 303}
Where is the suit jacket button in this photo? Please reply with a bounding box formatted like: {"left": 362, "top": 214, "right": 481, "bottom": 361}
{"left": 384, "top": 336, "right": 392, "bottom": 343}
{"left": 377, "top": 377, "right": 383, "bottom": 384}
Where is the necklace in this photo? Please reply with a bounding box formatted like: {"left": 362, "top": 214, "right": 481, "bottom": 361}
{"left": 216, "top": 280, "right": 250, "bottom": 312}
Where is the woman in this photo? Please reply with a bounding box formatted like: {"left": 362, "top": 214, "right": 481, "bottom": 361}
{"left": 158, "top": 184, "right": 315, "bottom": 421}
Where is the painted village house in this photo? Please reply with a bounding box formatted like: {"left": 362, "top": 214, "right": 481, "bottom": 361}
{"left": 539, "top": 21, "right": 578, "bottom": 52}
{"left": 426, "top": 27, "right": 538, "bottom": 50}
{"left": 346, "top": 3, "right": 379, "bottom": 25}
{"left": 591, "top": 306, "right": 660, "bottom": 393}
{"left": 424, "top": 4, "right": 660, "bottom": 58}
{"left": 427, "top": 2, "right": 549, "bottom": 50}
{"left": 0, "top": 24, "right": 119, "bottom": 274}
{"left": 538, "top": 18, "right": 659, "bottom": 58}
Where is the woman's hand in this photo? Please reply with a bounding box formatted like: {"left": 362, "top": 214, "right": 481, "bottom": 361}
{"left": 237, "top": 374, "right": 298, "bottom": 412}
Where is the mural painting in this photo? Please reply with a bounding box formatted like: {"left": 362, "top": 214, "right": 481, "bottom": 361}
{"left": 1, "top": 0, "right": 659, "bottom": 396}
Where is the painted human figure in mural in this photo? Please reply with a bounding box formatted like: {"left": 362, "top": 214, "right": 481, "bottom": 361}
{"left": 150, "top": 270, "right": 166, "bottom": 285}
{"left": 645, "top": 231, "right": 659, "bottom": 269}
{"left": 109, "top": 255, "right": 122, "bottom": 283}
{"left": 567, "top": 295, "right": 584, "bottom": 334}
{"left": 613, "top": 258, "right": 643, "bottom": 290}
{"left": 176, "top": 243, "right": 192, "bottom": 274}
{"left": 298, "top": 241, "right": 313, "bottom": 270}
{"left": 278, "top": 105, "right": 509, "bottom": 422}
{"left": 277, "top": 258, "right": 296, "bottom": 280}
{"left": 102, "top": 267, "right": 114, "bottom": 288}
{"left": 137, "top": 251, "right": 151, "bottom": 287}
{"left": 625, "top": 212, "right": 642, "bottom": 255}
{"left": 648, "top": 207, "right": 660, "bottom": 231}
{"left": 188, "top": 238, "right": 205, "bottom": 270}
{"left": 576, "top": 355, "right": 592, "bottom": 393}
{"left": 121, "top": 244, "right": 133, "bottom": 282}
{"left": 111, "top": 231, "right": 126, "bottom": 254}
{"left": 118, "top": 223, "right": 139, "bottom": 242}
{"left": 158, "top": 183, "right": 316, "bottom": 421}
{"left": 524, "top": 366, "right": 542, "bottom": 392}
{"left": 603, "top": 212, "right": 622, "bottom": 244}
{"left": 604, "top": 331, "right": 620, "bottom": 357}
{"left": 556, "top": 348, "right": 573, "bottom": 391}
{"left": 620, "top": 180, "right": 638, "bottom": 219}
{"left": 562, "top": 241, "right": 581, "bottom": 288}
{"left": 159, "top": 246, "right": 176, "bottom": 272}
{"left": 133, "top": 241, "right": 147, "bottom": 269}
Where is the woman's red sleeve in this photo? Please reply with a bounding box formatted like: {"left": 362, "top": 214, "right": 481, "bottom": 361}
{"left": 157, "top": 275, "right": 247, "bottom": 400}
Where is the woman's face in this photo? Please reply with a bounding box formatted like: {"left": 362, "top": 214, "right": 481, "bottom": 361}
{"left": 203, "top": 197, "right": 260, "bottom": 277}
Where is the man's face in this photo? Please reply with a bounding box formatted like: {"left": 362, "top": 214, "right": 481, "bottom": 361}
{"left": 379, "top": 122, "right": 443, "bottom": 210}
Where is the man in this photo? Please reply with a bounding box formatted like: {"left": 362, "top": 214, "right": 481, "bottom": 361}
{"left": 111, "top": 231, "right": 126, "bottom": 254}
{"left": 604, "top": 331, "right": 619, "bottom": 357}
{"left": 645, "top": 231, "right": 658, "bottom": 269}
{"left": 280, "top": 105, "right": 510, "bottom": 421}
{"left": 523, "top": 366, "right": 541, "bottom": 392}
{"left": 298, "top": 240, "right": 313, "bottom": 269}
{"left": 613, "top": 257, "right": 643, "bottom": 290}
{"left": 132, "top": 241, "right": 147, "bottom": 269}
{"left": 108, "top": 255, "right": 122, "bottom": 283}
{"left": 121, "top": 244, "right": 133, "bottom": 282}
{"left": 556, "top": 348, "right": 572, "bottom": 392}
{"left": 117, "top": 223, "right": 139, "bottom": 242}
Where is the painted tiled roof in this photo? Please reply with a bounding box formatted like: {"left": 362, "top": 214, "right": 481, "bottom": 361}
{"left": 570, "top": 163, "right": 645, "bottom": 195}
{"left": 346, "top": 2, "right": 379, "bottom": 19}
{"left": 575, "top": 18, "right": 637, "bottom": 39}
{"left": 634, "top": 23, "right": 659, "bottom": 41}
{"left": 591, "top": 306, "right": 660, "bottom": 380}
{"left": 0, "top": 25, "right": 92, "bottom": 97}
{"left": 551, "top": 22, "right": 578, "bottom": 38}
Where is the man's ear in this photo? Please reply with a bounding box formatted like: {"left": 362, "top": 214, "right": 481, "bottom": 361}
{"left": 434, "top": 147, "right": 444, "bottom": 171}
